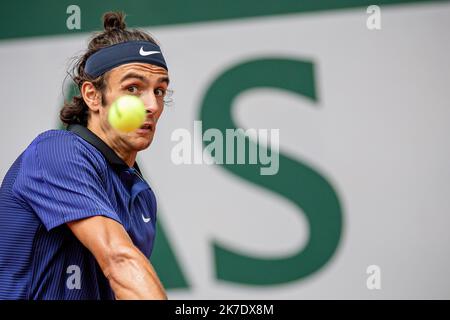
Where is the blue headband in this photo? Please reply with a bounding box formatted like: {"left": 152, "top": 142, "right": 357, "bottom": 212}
{"left": 85, "top": 41, "right": 168, "bottom": 78}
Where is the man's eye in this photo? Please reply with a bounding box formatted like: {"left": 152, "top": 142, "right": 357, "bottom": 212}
{"left": 127, "top": 85, "right": 139, "bottom": 94}
{"left": 155, "top": 88, "right": 166, "bottom": 97}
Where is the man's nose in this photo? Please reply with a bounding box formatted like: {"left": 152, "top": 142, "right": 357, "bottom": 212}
{"left": 141, "top": 92, "right": 159, "bottom": 116}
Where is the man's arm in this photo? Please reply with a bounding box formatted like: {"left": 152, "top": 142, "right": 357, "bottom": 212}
{"left": 67, "top": 216, "right": 167, "bottom": 300}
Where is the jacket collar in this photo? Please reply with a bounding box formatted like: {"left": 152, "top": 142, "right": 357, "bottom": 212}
{"left": 67, "top": 124, "right": 142, "bottom": 175}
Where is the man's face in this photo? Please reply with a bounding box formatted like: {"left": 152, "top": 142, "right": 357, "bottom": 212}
{"left": 98, "top": 62, "right": 169, "bottom": 152}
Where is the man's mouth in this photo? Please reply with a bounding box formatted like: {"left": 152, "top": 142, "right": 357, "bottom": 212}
{"left": 137, "top": 122, "right": 153, "bottom": 133}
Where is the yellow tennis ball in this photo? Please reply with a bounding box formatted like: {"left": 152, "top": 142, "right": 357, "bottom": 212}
{"left": 108, "top": 95, "right": 146, "bottom": 133}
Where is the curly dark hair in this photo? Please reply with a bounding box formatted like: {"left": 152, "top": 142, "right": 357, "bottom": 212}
{"left": 60, "top": 12, "right": 159, "bottom": 127}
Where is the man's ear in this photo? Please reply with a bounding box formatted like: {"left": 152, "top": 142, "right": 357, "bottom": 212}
{"left": 81, "top": 81, "right": 102, "bottom": 112}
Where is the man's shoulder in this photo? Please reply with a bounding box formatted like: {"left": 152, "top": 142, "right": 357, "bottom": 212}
{"left": 31, "top": 129, "right": 78, "bottom": 146}
{"left": 25, "top": 129, "right": 106, "bottom": 165}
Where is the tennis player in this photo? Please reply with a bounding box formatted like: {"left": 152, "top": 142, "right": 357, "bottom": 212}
{"left": 0, "top": 12, "right": 169, "bottom": 300}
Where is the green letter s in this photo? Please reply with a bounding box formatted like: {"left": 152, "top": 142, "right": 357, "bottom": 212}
{"left": 200, "top": 58, "right": 343, "bottom": 285}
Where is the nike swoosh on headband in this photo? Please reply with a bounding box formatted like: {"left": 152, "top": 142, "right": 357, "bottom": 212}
{"left": 139, "top": 47, "right": 160, "bottom": 56}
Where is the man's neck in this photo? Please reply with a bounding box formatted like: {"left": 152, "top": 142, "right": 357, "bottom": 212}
{"left": 87, "top": 123, "right": 136, "bottom": 168}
